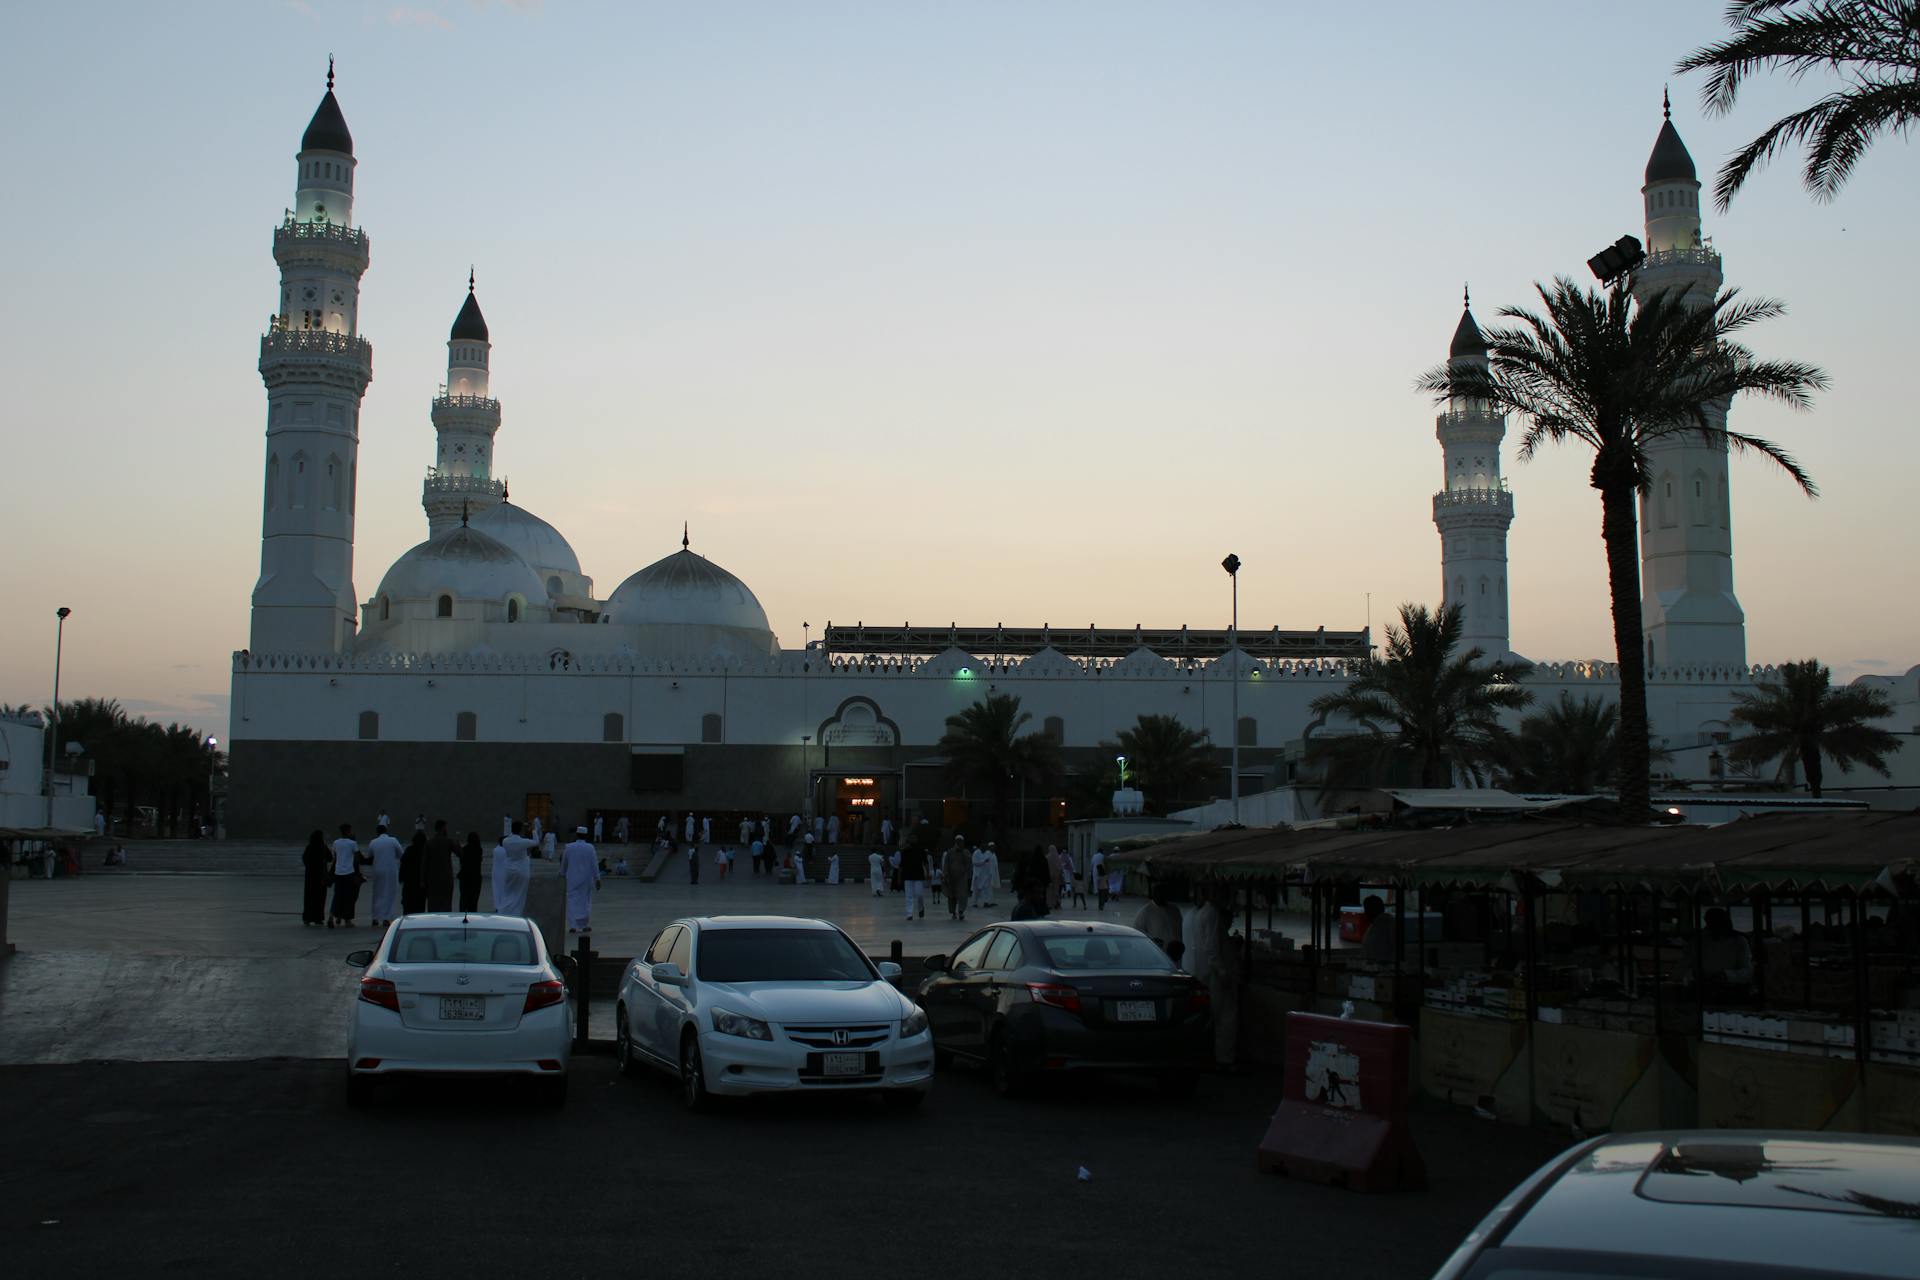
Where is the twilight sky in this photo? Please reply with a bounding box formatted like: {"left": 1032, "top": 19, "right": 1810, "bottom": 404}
{"left": 2, "top": 1, "right": 1915, "bottom": 740}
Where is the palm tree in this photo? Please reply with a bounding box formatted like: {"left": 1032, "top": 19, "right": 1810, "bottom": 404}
{"left": 937, "top": 693, "right": 1060, "bottom": 844}
{"left": 1420, "top": 279, "right": 1826, "bottom": 821}
{"left": 1307, "top": 603, "right": 1533, "bottom": 793}
{"left": 1676, "top": 1, "right": 1920, "bottom": 209}
{"left": 1102, "top": 714, "right": 1214, "bottom": 815}
{"left": 1728, "top": 659, "right": 1903, "bottom": 796}
{"left": 1500, "top": 694, "right": 1624, "bottom": 794}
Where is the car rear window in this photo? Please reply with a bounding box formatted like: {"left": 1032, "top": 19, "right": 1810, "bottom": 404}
{"left": 1038, "top": 934, "right": 1173, "bottom": 971}
{"left": 390, "top": 927, "right": 534, "bottom": 965}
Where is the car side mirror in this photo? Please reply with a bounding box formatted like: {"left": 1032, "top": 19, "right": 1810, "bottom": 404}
{"left": 651, "top": 961, "right": 688, "bottom": 987}
{"left": 878, "top": 961, "right": 902, "bottom": 980}
{"left": 923, "top": 954, "right": 949, "bottom": 972}
{"left": 345, "top": 949, "right": 373, "bottom": 968}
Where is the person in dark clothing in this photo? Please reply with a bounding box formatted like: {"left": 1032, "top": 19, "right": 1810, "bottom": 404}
{"left": 1010, "top": 881, "right": 1049, "bottom": 921}
{"left": 456, "top": 831, "right": 484, "bottom": 911}
{"left": 300, "top": 830, "right": 331, "bottom": 927}
{"left": 399, "top": 831, "right": 428, "bottom": 916}
{"left": 423, "top": 820, "right": 457, "bottom": 912}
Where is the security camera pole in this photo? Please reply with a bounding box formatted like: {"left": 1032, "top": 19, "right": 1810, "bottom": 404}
{"left": 1220, "top": 555, "right": 1240, "bottom": 823}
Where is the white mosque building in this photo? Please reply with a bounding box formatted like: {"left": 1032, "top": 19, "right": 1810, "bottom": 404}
{"left": 227, "top": 72, "right": 1918, "bottom": 837}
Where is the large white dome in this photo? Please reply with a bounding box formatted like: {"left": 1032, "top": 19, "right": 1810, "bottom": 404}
{"left": 470, "top": 500, "right": 582, "bottom": 579}
{"left": 375, "top": 525, "right": 546, "bottom": 606}
{"left": 604, "top": 543, "right": 777, "bottom": 657}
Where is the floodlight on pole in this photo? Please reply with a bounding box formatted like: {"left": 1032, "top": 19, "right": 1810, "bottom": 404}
{"left": 45, "top": 606, "right": 71, "bottom": 827}
{"left": 1586, "top": 234, "right": 1645, "bottom": 286}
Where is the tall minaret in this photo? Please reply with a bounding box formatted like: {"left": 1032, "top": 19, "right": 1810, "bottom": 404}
{"left": 422, "top": 271, "right": 505, "bottom": 534}
{"left": 1432, "top": 288, "right": 1515, "bottom": 657}
{"left": 250, "top": 61, "right": 374, "bottom": 654}
{"left": 1633, "top": 90, "right": 1745, "bottom": 669}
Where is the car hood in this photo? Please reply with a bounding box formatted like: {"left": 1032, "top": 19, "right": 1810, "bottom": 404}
{"left": 705, "top": 980, "right": 909, "bottom": 1025}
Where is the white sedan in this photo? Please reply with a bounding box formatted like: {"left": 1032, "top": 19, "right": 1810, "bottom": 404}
{"left": 345, "top": 912, "right": 572, "bottom": 1106}
{"left": 616, "top": 915, "right": 934, "bottom": 1111}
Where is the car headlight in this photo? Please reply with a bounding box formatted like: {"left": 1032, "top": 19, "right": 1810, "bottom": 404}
{"left": 900, "top": 1006, "right": 929, "bottom": 1038}
{"left": 710, "top": 1008, "right": 773, "bottom": 1040}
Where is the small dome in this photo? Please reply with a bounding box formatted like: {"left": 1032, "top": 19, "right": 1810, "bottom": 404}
{"left": 470, "top": 501, "right": 580, "bottom": 579}
{"left": 1645, "top": 119, "right": 1696, "bottom": 185}
{"left": 606, "top": 545, "right": 771, "bottom": 656}
{"left": 301, "top": 90, "right": 354, "bottom": 156}
{"left": 450, "top": 288, "right": 489, "bottom": 342}
{"left": 375, "top": 525, "right": 544, "bottom": 606}
{"left": 1449, "top": 307, "right": 1488, "bottom": 357}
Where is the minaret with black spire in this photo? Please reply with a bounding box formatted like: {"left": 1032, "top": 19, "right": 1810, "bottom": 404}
{"left": 1634, "top": 89, "right": 1745, "bottom": 670}
{"left": 423, "top": 269, "right": 506, "bottom": 534}
{"left": 250, "top": 59, "right": 375, "bottom": 654}
{"left": 1432, "top": 286, "right": 1515, "bottom": 657}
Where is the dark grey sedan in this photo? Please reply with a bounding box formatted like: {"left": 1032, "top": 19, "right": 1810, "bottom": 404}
{"left": 1431, "top": 1130, "right": 1920, "bottom": 1280}
{"left": 917, "top": 920, "right": 1211, "bottom": 1097}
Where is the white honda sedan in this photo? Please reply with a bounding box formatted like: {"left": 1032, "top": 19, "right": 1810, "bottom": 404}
{"left": 616, "top": 915, "right": 934, "bottom": 1111}
{"left": 345, "top": 913, "right": 572, "bottom": 1106}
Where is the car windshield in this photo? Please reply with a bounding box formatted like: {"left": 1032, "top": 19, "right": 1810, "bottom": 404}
{"left": 389, "top": 927, "right": 534, "bottom": 965}
{"left": 696, "top": 929, "right": 875, "bottom": 983}
{"left": 1038, "top": 934, "right": 1174, "bottom": 971}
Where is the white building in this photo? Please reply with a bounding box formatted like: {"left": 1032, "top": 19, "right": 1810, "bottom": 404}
{"left": 0, "top": 712, "right": 96, "bottom": 834}
{"left": 227, "top": 75, "right": 1919, "bottom": 837}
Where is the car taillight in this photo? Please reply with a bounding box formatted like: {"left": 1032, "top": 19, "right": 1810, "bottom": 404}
{"left": 358, "top": 977, "right": 399, "bottom": 1012}
{"left": 1027, "top": 982, "right": 1081, "bottom": 1013}
{"left": 1186, "top": 989, "right": 1211, "bottom": 1012}
{"left": 523, "top": 980, "right": 566, "bottom": 1014}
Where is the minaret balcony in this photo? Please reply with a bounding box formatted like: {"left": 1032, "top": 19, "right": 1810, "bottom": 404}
{"left": 424, "top": 470, "right": 506, "bottom": 500}
{"left": 273, "top": 219, "right": 370, "bottom": 272}
{"left": 1433, "top": 486, "right": 1514, "bottom": 519}
{"left": 432, "top": 393, "right": 501, "bottom": 413}
{"left": 259, "top": 329, "right": 373, "bottom": 383}
{"left": 1641, "top": 246, "right": 1721, "bottom": 272}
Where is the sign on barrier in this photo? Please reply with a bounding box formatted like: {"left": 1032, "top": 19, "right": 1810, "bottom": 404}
{"left": 1257, "top": 1011, "right": 1426, "bottom": 1191}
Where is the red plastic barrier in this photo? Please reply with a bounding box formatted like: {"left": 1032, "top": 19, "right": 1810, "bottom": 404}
{"left": 1256, "top": 1011, "right": 1426, "bottom": 1191}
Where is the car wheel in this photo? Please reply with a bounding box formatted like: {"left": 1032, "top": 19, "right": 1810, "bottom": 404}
{"left": 680, "top": 1032, "right": 711, "bottom": 1113}
{"left": 988, "top": 1031, "right": 1027, "bottom": 1099}
{"left": 1157, "top": 1069, "right": 1199, "bottom": 1099}
{"left": 883, "top": 1089, "right": 927, "bottom": 1112}
{"left": 616, "top": 1006, "right": 641, "bottom": 1078}
{"left": 345, "top": 1072, "right": 374, "bottom": 1108}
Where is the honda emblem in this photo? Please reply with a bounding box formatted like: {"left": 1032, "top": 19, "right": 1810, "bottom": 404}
{"left": 1128, "top": 980, "right": 1144, "bottom": 990}
{"left": 831, "top": 1029, "right": 850, "bottom": 1047}
{"left": 457, "top": 975, "right": 471, "bottom": 986}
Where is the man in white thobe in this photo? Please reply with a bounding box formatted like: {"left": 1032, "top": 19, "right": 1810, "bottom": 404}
{"left": 492, "top": 823, "right": 537, "bottom": 917}
{"left": 366, "top": 825, "right": 404, "bottom": 925}
{"left": 701, "top": 816, "right": 712, "bottom": 844}
{"left": 868, "top": 849, "right": 886, "bottom": 895}
{"left": 1192, "top": 885, "right": 1240, "bottom": 1068}
{"left": 827, "top": 815, "right": 840, "bottom": 845}
{"left": 560, "top": 827, "right": 600, "bottom": 933}
{"left": 970, "top": 844, "right": 990, "bottom": 908}
{"left": 592, "top": 815, "right": 604, "bottom": 843}
{"left": 684, "top": 813, "right": 696, "bottom": 843}
{"left": 880, "top": 817, "right": 895, "bottom": 847}
{"left": 615, "top": 816, "right": 629, "bottom": 844}
{"left": 531, "top": 815, "right": 542, "bottom": 844}
{"left": 983, "top": 843, "right": 1002, "bottom": 907}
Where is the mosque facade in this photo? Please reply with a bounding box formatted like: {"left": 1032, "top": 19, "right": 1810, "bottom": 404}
{"left": 226, "top": 74, "right": 1918, "bottom": 838}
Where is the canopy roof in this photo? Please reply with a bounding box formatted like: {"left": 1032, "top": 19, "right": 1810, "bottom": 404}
{"left": 1109, "top": 809, "right": 1920, "bottom": 895}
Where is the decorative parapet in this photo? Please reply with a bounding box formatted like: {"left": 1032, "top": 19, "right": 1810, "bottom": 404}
{"left": 1640, "top": 246, "right": 1721, "bottom": 273}
{"left": 273, "top": 219, "right": 370, "bottom": 272}
{"left": 423, "top": 470, "right": 505, "bottom": 498}
{"left": 432, "top": 394, "right": 501, "bottom": 413}
{"left": 1432, "top": 486, "right": 1515, "bottom": 520}
{"left": 260, "top": 328, "right": 373, "bottom": 366}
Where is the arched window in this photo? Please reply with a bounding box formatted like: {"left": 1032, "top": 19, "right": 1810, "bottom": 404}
{"left": 436, "top": 595, "right": 453, "bottom": 618}
{"left": 456, "top": 711, "right": 477, "bottom": 742}
{"left": 1236, "top": 716, "right": 1257, "bottom": 748}
{"left": 506, "top": 597, "right": 521, "bottom": 623}
{"left": 357, "top": 710, "right": 379, "bottom": 741}
{"left": 546, "top": 576, "right": 562, "bottom": 596}
{"left": 701, "top": 713, "right": 723, "bottom": 744}
{"left": 378, "top": 595, "right": 390, "bottom": 622}
{"left": 602, "top": 713, "right": 624, "bottom": 743}
{"left": 1043, "top": 715, "right": 1065, "bottom": 743}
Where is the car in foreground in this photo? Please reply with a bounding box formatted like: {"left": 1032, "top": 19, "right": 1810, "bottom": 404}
{"left": 918, "top": 921, "right": 1211, "bottom": 1097}
{"left": 615, "top": 915, "right": 933, "bottom": 1111}
{"left": 345, "top": 912, "right": 571, "bottom": 1106}
{"left": 1430, "top": 1129, "right": 1920, "bottom": 1280}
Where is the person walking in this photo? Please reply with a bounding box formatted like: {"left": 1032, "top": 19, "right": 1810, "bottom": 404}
{"left": 941, "top": 838, "right": 972, "bottom": 922}
{"left": 400, "top": 831, "right": 428, "bottom": 916}
{"left": 825, "top": 847, "right": 841, "bottom": 885}
{"left": 1045, "top": 844, "right": 1064, "bottom": 911}
{"left": 687, "top": 836, "right": 701, "bottom": 886}
{"left": 456, "top": 831, "right": 484, "bottom": 911}
{"left": 970, "top": 842, "right": 989, "bottom": 909}
{"left": 1065, "top": 848, "right": 1087, "bottom": 910}
{"left": 424, "top": 820, "right": 456, "bottom": 912}
{"left": 561, "top": 826, "right": 600, "bottom": 934}
{"left": 1106, "top": 854, "right": 1123, "bottom": 906}
{"left": 615, "top": 815, "right": 629, "bottom": 844}
{"left": 300, "top": 829, "right": 331, "bottom": 927}
{"left": 684, "top": 812, "right": 696, "bottom": 844}
{"left": 984, "top": 842, "right": 1002, "bottom": 908}
{"left": 492, "top": 821, "right": 536, "bottom": 916}
{"left": 502, "top": 813, "right": 512, "bottom": 840}
{"left": 329, "top": 823, "right": 366, "bottom": 928}
{"left": 827, "top": 814, "right": 840, "bottom": 846}
{"left": 868, "top": 848, "right": 886, "bottom": 896}
{"left": 794, "top": 834, "right": 812, "bottom": 885}
{"left": 367, "top": 824, "right": 404, "bottom": 927}
{"left": 1091, "top": 846, "right": 1108, "bottom": 911}
{"left": 901, "top": 834, "right": 932, "bottom": 921}
{"left": 592, "top": 814, "right": 604, "bottom": 843}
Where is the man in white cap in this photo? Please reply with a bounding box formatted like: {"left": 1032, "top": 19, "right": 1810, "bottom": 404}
{"left": 561, "top": 825, "right": 600, "bottom": 934}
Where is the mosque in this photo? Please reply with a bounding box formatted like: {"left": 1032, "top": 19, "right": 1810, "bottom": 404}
{"left": 226, "top": 71, "right": 1918, "bottom": 837}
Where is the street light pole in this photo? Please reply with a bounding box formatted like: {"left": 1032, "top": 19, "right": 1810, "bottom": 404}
{"left": 206, "top": 735, "right": 219, "bottom": 839}
{"left": 45, "top": 606, "right": 71, "bottom": 828}
{"left": 1220, "top": 556, "right": 1240, "bottom": 824}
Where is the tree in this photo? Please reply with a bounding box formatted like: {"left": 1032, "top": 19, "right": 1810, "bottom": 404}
{"left": 936, "top": 693, "right": 1060, "bottom": 845}
{"left": 1727, "top": 659, "right": 1903, "bottom": 796}
{"left": 1677, "top": 0, "right": 1920, "bottom": 209}
{"left": 1499, "top": 694, "right": 1624, "bottom": 793}
{"left": 1420, "top": 279, "right": 1826, "bottom": 821}
{"left": 1102, "top": 714, "right": 1214, "bottom": 815}
{"left": 1307, "top": 603, "right": 1533, "bottom": 794}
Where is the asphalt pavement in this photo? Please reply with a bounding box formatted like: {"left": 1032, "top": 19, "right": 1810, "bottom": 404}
{"left": 0, "top": 1055, "right": 1574, "bottom": 1280}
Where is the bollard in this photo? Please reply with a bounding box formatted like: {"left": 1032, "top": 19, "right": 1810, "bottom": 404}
{"left": 572, "top": 935, "right": 597, "bottom": 1050}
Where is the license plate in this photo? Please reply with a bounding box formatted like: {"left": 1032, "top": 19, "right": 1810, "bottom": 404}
{"left": 439, "top": 996, "right": 485, "bottom": 1021}
{"left": 822, "top": 1052, "right": 866, "bottom": 1077}
{"left": 1113, "top": 1000, "right": 1157, "bottom": 1022}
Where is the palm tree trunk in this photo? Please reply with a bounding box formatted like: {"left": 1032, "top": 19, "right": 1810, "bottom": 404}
{"left": 1800, "top": 736, "right": 1823, "bottom": 798}
{"left": 1600, "top": 482, "right": 1652, "bottom": 821}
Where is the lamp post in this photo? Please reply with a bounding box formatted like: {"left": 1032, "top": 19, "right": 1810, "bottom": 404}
{"left": 206, "top": 736, "right": 219, "bottom": 839}
{"left": 1220, "top": 555, "right": 1240, "bottom": 823}
{"left": 45, "top": 606, "right": 71, "bottom": 828}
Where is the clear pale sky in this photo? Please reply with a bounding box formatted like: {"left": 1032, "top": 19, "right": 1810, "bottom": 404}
{"left": 3, "top": 1, "right": 1915, "bottom": 741}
